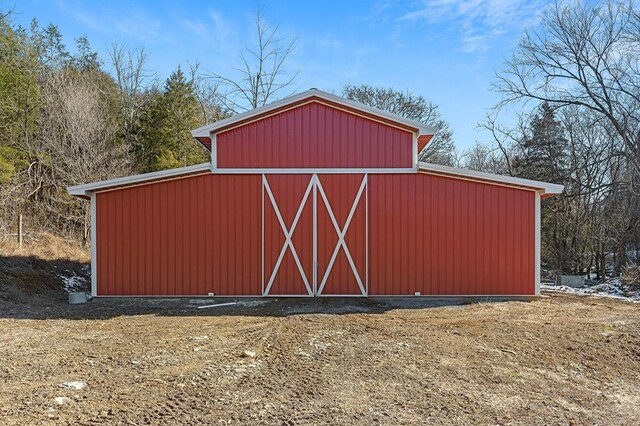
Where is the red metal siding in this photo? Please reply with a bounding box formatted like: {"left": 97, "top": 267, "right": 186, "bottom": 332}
{"left": 417, "top": 135, "right": 433, "bottom": 155}
{"left": 216, "top": 101, "right": 414, "bottom": 169}
{"left": 95, "top": 174, "right": 262, "bottom": 296}
{"left": 368, "top": 173, "right": 536, "bottom": 296}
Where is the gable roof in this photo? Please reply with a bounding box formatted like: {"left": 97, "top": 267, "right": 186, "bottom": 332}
{"left": 191, "top": 88, "right": 437, "bottom": 139}
{"left": 418, "top": 162, "right": 564, "bottom": 195}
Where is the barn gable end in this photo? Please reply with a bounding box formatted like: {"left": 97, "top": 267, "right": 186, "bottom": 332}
{"left": 215, "top": 100, "right": 416, "bottom": 169}
{"left": 192, "top": 89, "right": 437, "bottom": 170}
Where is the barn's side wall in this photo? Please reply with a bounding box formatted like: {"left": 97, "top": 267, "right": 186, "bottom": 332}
{"left": 368, "top": 173, "right": 536, "bottom": 296}
{"left": 95, "top": 174, "right": 262, "bottom": 296}
{"left": 216, "top": 102, "right": 415, "bottom": 169}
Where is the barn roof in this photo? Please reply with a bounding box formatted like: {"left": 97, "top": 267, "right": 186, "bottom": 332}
{"left": 418, "top": 162, "right": 564, "bottom": 196}
{"left": 191, "top": 88, "right": 438, "bottom": 140}
{"left": 67, "top": 161, "right": 563, "bottom": 197}
{"left": 67, "top": 163, "right": 211, "bottom": 198}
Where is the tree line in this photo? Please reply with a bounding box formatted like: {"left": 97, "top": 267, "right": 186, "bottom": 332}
{"left": 0, "top": 16, "right": 216, "bottom": 241}
{"left": 2, "top": 1, "right": 639, "bottom": 280}
{"left": 468, "top": 0, "right": 640, "bottom": 279}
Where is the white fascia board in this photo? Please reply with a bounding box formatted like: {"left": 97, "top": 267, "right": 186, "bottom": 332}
{"left": 191, "top": 89, "right": 437, "bottom": 138}
{"left": 418, "top": 162, "right": 564, "bottom": 195}
{"left": 67, "top": 163, "right": 211, "bottom": 196}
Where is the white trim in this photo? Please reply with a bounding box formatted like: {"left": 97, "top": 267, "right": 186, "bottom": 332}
{"left": 418, "top": 162, "right": 564, "bottom": 195}
{"left": 191, "top": 89, "right": 437, "bottom": 138}
{"left": 313, "top": 175, "right": 318, "bottom": 295}
{"left": 90, "top": 193, "right": 97, "bottom": 298}
{"left": 213, "top": 168, "right": 415, "bottom": 174}
{"left": 365, "top": 174, "right": 369, "bottom": 295}
{"left": 316, "top": 175, "right": 367, "bottom": 296}
{"left": 67, "top": 163, "right": 211, "bottom": 196}
{"left": 262, "top": 175, "right": 314, "bottom": 297}
{"left": 261, "top": 175, "right": 265, "bottom": 296}
{"left": 262, "top": 294, "right": 317, "bottom": 298}
{"left": 367, "top": 294, "right": 538, "bottom": 298}
{"left": 70, "top": 162, "right": 563, "bottom": 198}
{"left": 310, "top": 294, "right": 368, "bottom": 298}
{"left": 535, "top": 191, "right": 541, "bottom": 296}
{"left": 210, "top": 133, "right": 217, "bottom": 169}
{"left": 93, "top": 294, "right": 264, "bottom": 298}
{"left": 412, "top": 133, "right": 419, "bottom": 169}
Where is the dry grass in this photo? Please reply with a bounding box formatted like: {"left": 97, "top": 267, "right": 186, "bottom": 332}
{"left": 0, "top": 233, "right": 90, "bottom": 262}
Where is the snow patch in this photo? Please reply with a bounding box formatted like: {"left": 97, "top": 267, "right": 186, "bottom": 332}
{"left": 58, "top": 381, "right": 86, "bottom": 390}
{"left": 58, "top": 265, "right": 90, "bottom": 293}
{"left": 542, "top": 277, "right": 640, "bottom": 302}
{"left": 54, "top": 397, "right": 72, "bottom": 405}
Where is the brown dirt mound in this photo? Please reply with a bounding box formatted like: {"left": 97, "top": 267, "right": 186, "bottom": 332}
{"left": 0, "top": 234, "right": 90, "bottom": 304}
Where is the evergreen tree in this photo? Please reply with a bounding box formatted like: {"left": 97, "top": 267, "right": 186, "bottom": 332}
{"left": 512, "top": 102, "right": 568, "bottom": 184}
{"left": 138, "top": 67, "right": 208, "bottom": 171}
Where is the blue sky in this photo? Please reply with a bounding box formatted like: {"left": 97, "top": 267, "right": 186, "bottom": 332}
{"left": 12, "top": 0, "right": 550, "bottom": 150}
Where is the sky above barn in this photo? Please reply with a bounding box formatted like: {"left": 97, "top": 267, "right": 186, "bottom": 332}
{"left": 13, "top": 0, "right": 552, "bottom": 150}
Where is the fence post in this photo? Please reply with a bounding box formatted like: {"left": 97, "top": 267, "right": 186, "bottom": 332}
{"left": 18, "top": 214, "right": 23, "bottom": 247}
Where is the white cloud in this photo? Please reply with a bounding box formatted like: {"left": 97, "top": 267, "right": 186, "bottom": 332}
{"left": 208, "top": 10, "right": 234, "bottom": 46}
{"left": 177, "top": 10, "right": 237, "bottom": 53}
{"left": 401, "top": 0, "right": 548, "bottom": 53}
{"left": 58, "top": 1, "right": 168, "bottom": 44}
{"left": 179, "top": 18, "right": 208, "bottom": 39}
{"left": 113, "top": 14, "right": 162, "bottom": 42}
{"left": 316, "top": 33, "right": 343, "bottom": 50}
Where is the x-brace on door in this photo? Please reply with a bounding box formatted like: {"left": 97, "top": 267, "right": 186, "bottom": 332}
{"left": 262, "top": 174, "right": 367, "bottom": 297}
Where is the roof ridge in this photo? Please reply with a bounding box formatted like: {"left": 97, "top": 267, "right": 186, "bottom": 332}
{"left": 191, "top": 89, "right": 437, "bottom": 138}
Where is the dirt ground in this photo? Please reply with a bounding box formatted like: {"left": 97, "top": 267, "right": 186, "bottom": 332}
{"left": 0, "top": 293, "right": 638, "bottom": 425}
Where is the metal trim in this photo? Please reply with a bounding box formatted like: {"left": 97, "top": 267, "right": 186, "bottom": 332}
{"left": 67, "top": 163, "right": 211, "bottom": 196}
{"left": 191, "top": 89, "right": 437, "bottom": 137}
{"left": 418, "top": 162, "right": 564, "bottom": 194}
{"left": 90, "top": 193, "right": 97, "bottom": 297}
{"left": 535, "top": 190, "right": 541, "bottom": 296}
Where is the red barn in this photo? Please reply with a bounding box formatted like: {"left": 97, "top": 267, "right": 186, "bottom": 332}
{"left": 68, "top": 89, "right": 563, "bottom": 298}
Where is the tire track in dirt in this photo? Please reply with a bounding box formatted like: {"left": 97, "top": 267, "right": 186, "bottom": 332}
{"left": 1, "top": 294, "right": 639, "bottom": 425}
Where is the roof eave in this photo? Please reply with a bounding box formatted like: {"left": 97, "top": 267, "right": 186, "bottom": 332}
{"left": 67, "top": 163, "right": 212, "bottom": 197}
{"left": 418, "top": 162, "right": 564, "bottom": 195}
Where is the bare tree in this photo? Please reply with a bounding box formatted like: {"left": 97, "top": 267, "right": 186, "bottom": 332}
{"left": 477, "top": 113, "right": 533, "bottom": 177}
{"left": 108, "top": 43, "right": 154, "bottom": 151}
{"left": 34, "top": 70, "right": 131, "bottom": 240}
{"left": 494, "top": 0, "right": 640, "bottom": 189}
{"left": 460, "top": 142, "right": 510, "bottom": 174}
{"left": 210, "top": 4, "right": 299, "bottom": 112}
{"left": 39, "top": 71, "right": 130, "bottom": 183}
{"left": 189, "top": 63, "right": 229, "bottom": 125}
